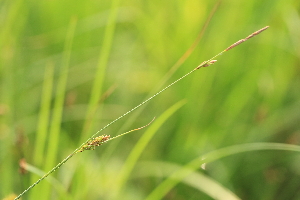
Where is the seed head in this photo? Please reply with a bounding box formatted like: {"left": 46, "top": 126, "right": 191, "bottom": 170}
{"left": 196, "top": 60, "right": 218, "bottom": 69}
{"left": 77, "top": 135, "right": 110, "bottom": 153}
{"left": 225, "top": 26, "right": 269, "bottom": 51}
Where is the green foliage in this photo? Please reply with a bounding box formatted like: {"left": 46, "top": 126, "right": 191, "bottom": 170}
{"left": 1, "top": 0, "right": 300, "bottom": 199}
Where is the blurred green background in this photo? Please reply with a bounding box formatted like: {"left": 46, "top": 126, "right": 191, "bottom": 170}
{"left": 1, "top": 0, "right": 300, "bottom": 199}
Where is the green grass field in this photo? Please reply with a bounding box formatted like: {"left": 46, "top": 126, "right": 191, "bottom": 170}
{"left": 1, "top": 0, "right": 300, "bottom": 199}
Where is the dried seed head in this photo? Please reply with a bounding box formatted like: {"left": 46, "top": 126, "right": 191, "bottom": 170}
{"left": 245, "top": 26, "right": 269, "bottom": 40}
{"left": 225, "top": 39, "right": 246, "bottom": 51}
{"left": 19, "top": 158, "right": 27, "bottom": 174}
{"left": 225, "top": 26, "right": 269, "bottom": 51}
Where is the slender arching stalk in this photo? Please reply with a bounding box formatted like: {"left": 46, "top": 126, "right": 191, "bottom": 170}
{"left": 14, "top": 26, "right": 269, "bottom": 200}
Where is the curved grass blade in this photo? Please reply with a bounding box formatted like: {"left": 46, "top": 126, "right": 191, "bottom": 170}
{"left": 146, "top": 142, "right": 300, "bottom": 200}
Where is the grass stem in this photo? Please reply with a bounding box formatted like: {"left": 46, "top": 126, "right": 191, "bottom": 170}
{"left": 14, "top": 26, "right": 269, "bottom": 200}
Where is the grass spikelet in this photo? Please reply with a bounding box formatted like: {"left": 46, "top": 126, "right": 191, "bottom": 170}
{"left": 77, "top": 135, "right": 111, "bottom": 153}
{"left": 225, "top": 26, "right": 269, "bottom": 51}
{"left": 76, "top": 117, "right": 155, "bottom": 153}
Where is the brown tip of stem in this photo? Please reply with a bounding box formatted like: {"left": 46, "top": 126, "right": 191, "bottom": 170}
{"left": 245, "top": 26, "right": 269, "bottom": 40}
{"left": 225, "top": 26, "right": 269, "bottom": 51}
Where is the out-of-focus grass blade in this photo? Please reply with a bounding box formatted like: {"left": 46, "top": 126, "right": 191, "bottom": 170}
{"left": 113, "top": 100, "right": 186, "bottom": 199}
{"left": 137, "top": 161, "right": 241, "bottom": 200}
{"left": 146, "top": 142, "right": 300, "bottom": 200}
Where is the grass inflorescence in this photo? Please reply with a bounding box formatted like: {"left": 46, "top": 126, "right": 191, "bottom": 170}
{"left": 14, "top": 26, "right": 269, "bottom": 200}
